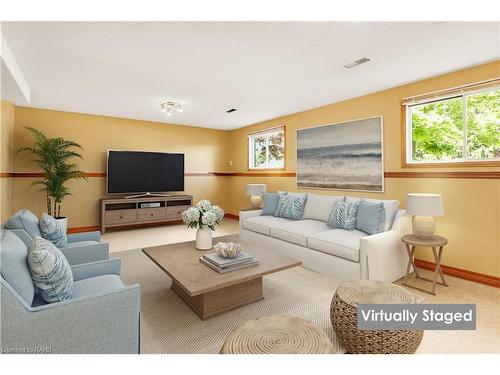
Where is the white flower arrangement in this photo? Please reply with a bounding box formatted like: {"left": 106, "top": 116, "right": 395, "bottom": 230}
{"left": 182, "top": 200, "right": 224, "bottom": 231}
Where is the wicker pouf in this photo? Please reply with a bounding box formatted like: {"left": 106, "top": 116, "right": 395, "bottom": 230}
{"left": 220, "top": 316, "right": 335, "bottom": 354}
{"left": 330, "top": 280, "right": 423, "bottom": 354}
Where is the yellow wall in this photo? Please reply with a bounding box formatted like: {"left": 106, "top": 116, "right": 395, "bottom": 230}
{"left": 227, "top": 61, "right": 500, "bottom": 278}
{"left": 12, "top": 107, "right": 231, "bottom": 227}
{"left": 1, "top": 101, "right": 15, "bottom": 222}
{"left": 4, "top": 61, "right": 499, "bottom": 278}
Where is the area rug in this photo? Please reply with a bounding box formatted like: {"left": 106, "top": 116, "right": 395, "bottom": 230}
{"left": 114, "top": 248, "right": 342, "bottom": 354}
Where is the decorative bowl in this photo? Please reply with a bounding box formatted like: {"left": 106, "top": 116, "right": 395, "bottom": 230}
{"left": 214, "top": 242, "right": 242, "bottom": 258}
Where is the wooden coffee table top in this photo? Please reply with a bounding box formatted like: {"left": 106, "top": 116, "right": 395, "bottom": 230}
{"left": 142, "top": 234, "right": 302, "bottom": 297}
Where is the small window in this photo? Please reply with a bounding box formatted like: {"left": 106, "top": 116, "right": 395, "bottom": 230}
{"left": 406, "top": 87, "right": 500, "bottom": 164}
{"left": 248, "top": 127, "right": 285, "bottom": 169}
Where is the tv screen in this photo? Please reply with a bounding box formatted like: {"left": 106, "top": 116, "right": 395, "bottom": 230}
{"left": 107, "top": 150, "right": 184, "bottom": 194}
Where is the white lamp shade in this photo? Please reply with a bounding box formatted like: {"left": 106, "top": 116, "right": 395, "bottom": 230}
{"left": 406, "top": 193, "right": 444, "bottom": 216}
{"left": 246, "top": 184, "right": 267, "bottom": 196}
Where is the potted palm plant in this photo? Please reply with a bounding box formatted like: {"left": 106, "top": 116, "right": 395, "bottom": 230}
{"left": 18, "top": 127, "right": 87, "bottom": 232}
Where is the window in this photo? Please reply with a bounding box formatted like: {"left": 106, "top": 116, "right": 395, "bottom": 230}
{"left": 248, "top": 127, "right": 285, "bottom": 169}
{"left": 405, "top": 86, "right": 500, "bottom": 164}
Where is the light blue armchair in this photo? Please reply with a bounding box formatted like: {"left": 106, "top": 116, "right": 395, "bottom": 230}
{"left": 4, "top": 209, "right": 108, "bottom": 265}
{"left": 0, "top": 229, "right": 140, "bottom": 354}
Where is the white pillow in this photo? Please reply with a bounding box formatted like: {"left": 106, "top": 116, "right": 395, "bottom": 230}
{"left": 302, "top": 193, "right": 345, "bottom": 223}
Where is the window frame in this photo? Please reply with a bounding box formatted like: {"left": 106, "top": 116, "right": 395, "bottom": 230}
{"left": 402, "top": 86, "right": 500, "bottom": 168}
{"left": 247, "top": 126, "right": 286, "bottom": 171}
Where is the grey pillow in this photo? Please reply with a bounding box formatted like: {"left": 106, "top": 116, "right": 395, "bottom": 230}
{"left": 274, "top": 193, "right": 307, "bottom": 220}
{"left": 261, "top": 192, "right": 284, "bottom": 216}
{"left": 39, "top": 213, "right": 68, "bottom": 248}
{"left": 28, "top": 236, "right": 73, "bottom": 303}
{"left": 356, "top": 201, "right": 386, "bottom": 235}
{"left": 329, "top": 198, "right": 360, "bottom": 231}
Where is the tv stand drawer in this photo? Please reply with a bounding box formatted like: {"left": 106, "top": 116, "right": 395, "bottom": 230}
{"left": 138, "top": 207, "right": 166, "bottom": 222}
{"left": 166, "top": 205, "right": 190, "bottom": 219}
{"left": 105, "top": 210, "right": 137, "bottom": 225}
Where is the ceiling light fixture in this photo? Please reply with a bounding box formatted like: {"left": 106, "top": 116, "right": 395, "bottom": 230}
{"left": 160, "top": 100, "right": 182, "bottom": 117}
{"left": 344, "top": 57, "right": 371, "bottom": 69}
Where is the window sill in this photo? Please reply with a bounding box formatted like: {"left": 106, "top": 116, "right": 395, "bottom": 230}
{"left": 247, "top": 167, "right": 287, "bottom": 172}
{"left": 402, "top": 160, "right": 500, "bottom": 168}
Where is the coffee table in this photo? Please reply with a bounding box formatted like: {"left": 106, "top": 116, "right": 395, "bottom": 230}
{"left": 142, "top": 235, "right": 302, "bottom": 320}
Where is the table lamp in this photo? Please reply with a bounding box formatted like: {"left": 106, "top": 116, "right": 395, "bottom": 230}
{"left": 406, "top": 193, "right": 444, "bottom": 237}
{"left": 246, "top": 184, "right": 267, "bottom": 209}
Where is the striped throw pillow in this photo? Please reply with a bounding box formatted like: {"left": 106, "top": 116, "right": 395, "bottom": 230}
{"left": 39, "top": 213, "right": 67, "bottom": 248}
{"left": 274, "top": 193, "right": 307, "bottom": 220}
{"left": 329, "top": 199, "right": 361, "bottom": 231}
{"left": 28, "top": 236, "right": 73, "bottom": 303}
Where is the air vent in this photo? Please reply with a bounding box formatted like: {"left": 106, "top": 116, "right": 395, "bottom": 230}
{"left": 344, "top": 57, "right": 371, "bottom": 69}
{"left": 226, "top": 108, "right": 237, "bottom": 113}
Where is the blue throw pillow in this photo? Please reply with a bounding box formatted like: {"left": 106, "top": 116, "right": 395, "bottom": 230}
{"left": 356, "top": 201, "right": 386, "bottom": 235}
{"left": 39, "top": 213, "right": 67, "bottom": 248}
{"left": 4, "top": 209, "right": 43, "bottom": 238}
{"left": 28, "top": 236, "right": 73, "bottom": 303}
{"left": 329, "top": 198, "right": 360, "bottom": 231}
{"left": 274, "top": 193, "right": 307, "bottom": 220}
{"left": 261, "top": 192, "right": 284, "bottom": 216}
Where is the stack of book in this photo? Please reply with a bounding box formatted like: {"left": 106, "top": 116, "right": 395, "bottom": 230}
{"left": 200, "top": 251, "right": 258, "bottom": 273}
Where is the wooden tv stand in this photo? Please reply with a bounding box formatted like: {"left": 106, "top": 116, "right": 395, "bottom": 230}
{"left": 100, "top": 195, "right": 193, "bottom": 233}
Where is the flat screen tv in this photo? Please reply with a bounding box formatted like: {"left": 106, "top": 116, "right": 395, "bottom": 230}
{"left": 107, "top": 150, "right": 184, "bottom": 195}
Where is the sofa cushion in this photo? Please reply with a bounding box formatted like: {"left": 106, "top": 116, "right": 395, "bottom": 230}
{"left": 262, "top": 192, "right": 285, "bottom": 216}
{"left": 329, "top": 198, "right": 360, "bottom": 231}
{"left": 274, "top": 193, "right": 307, "bottom": 220}
{"left": 356, "top": 201, "right": 386, "bottom": 235}
{"left": 0, "top": 229, "right": 36, "bottom": 306}
{"left": 241, "top": 215, "right": 292, "bottom": 235}
{"left": 4, "top": 209, "right": 42, "bottom": 238}
{"left": 347, "top": 196, "right": 399, "bottom": 231}
{"left": 39, "top": 213, "right": 68, "bottom": 248}
{"left": 302, "top": 194, "right": 344, "bottom": 223}
{"left": 71, "top": 274, "right": 124, "bottom": 299}
{"left": 307, "top": 229, "right": 367, "bottom": 262}
{"left": 28, "top": 236, "right": 73, "bottom": 303}
{"left": 270, "top": 220, "right": 330, "bottom": 246}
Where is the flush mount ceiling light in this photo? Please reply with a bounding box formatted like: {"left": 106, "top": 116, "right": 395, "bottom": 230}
{"left": 344, "top": 57, "right": 371, "bottom": 69}
{"left": 160, "top": 100, "right": 182, "bottom": 117}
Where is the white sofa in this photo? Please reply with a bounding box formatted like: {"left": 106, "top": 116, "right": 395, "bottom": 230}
{"left": 239, "top": 193, "right": 412, "bottom": 282}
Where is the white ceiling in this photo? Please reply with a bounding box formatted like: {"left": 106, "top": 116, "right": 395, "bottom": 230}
{"left": 1, "top": 22, "right": 499, "bottom": 130}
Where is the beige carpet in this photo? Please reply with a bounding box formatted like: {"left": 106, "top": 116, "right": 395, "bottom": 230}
{"left": 115, "top": 248, "right": 341, "bottom": 354}
{"left": 114, "top": 246, "right": 500, "bottom": 354}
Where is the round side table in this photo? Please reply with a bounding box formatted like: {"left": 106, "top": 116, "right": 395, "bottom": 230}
{"left": 220, "top": 316, "right": 335, "bottom": 354}
{"left": 330, "top": 280, "right": 423, "bottom": 354}
{"left": 401, "top": 234, "right": 448, "bottom": 295}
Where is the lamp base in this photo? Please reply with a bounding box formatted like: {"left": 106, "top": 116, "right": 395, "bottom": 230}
{"left": 413, "top": 216, "right": 436, "bottom": 237}
{"left": 250, "top": 195, "right": 263, "bottom": 209}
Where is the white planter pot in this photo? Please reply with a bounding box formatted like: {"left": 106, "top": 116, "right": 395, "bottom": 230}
{"left": 56, "top": 217, "right": 68, "bottom": 234}
{"left": 196, "top": 225, "right": 213, "bottom": 250}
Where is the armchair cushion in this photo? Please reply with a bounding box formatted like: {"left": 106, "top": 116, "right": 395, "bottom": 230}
{"left": 4, "top": 209, "right": 42, "bottom": 238}
{"left": 67, "top": 231, "right": 101, "bottom": 243}
{"left": 71, "top": 274, "right": 125, "bottom": 299}
{"left": 39, "top": 213, "right": 68, "bottom": 248}
{"left": 28, "top": 236, "right": 73, "bottom": 303}
{"left": 0, "top": 229, "right": 35, "bottom": 305}
{"left": 64, "top": 240, "right": 99, "bottom": 248}
{"left": 60, "top": 242, "right": 109, "bottom": 266}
